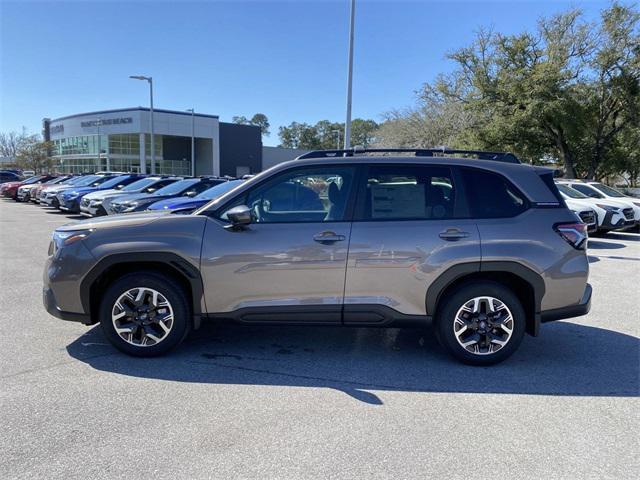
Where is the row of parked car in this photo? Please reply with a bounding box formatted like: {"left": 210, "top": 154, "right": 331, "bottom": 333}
{"left": 554, "top": 180, "right": 640, "bottom": 234}
{"left": 2, "top": 169, "right": 638, "bottom": 235}
{"left": 0, "top": 172, "right": 244, "bottom": 216}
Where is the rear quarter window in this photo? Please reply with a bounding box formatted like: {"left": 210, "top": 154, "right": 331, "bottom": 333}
{"left": 460, "top": 168, "right": 529, "bottom": 218}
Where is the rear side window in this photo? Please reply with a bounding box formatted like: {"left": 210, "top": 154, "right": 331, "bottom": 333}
{"left": 538, "top": 172, "right": 566, "bottom": 206}
{"left": 461, "top": 168, "right": 528, "bottom": 218}
{"left": 356, "top": 165, "right": 458, "bottom": 220}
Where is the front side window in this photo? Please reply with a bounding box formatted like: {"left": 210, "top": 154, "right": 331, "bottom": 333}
{"left": 461, "top": 168, "right": 528, "bottom": 218}
{"left": 356, "top": 165, "right": 457, "bottom": 220}
{"left": 226, "top": 166, "right": 355, "bottom": 223}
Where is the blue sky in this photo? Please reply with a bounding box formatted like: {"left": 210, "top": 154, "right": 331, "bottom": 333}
{"left": 1, "top": 0, "right": 609, "bottom": 146}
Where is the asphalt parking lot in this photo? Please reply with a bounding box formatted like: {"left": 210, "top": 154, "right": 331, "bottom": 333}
{"left": 1, "top": 199, "right": 639, "bottom": 480}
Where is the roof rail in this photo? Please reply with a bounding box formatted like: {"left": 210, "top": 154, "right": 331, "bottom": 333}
{"left": 295, "top": 147, "right": 521, "bottom": 164}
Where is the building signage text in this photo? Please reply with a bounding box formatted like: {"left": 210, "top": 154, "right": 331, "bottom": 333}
{"left": 81, "top": 117, "right": 133, "bottom": 128}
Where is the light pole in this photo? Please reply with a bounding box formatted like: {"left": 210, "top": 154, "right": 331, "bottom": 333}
{"left": 94, "top": 118, "right": 110, "bottom": 172}
{"left": 129, "top": 75, "right": 155, "bottom": 174}
{"left": 96, "top": 118, "right": 101, "bottom": 171}
{"left": 332, "top": 129, "right": 341, "bottom": 150}
{"left": 186, "top": 108, "right": 195, "bottom": 177}
{"left": 344, "top": 0, "right": 356, "bottom": 150}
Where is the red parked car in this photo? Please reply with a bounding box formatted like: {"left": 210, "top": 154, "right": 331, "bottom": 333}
{"left": 27, "top": 175, "right": 74, "bottom": 203}
{"left": 0, "top": 175, "right": 53, "bottom": 200}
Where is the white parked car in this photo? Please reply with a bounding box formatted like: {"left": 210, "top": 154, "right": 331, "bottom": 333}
{"left": 80, "top": 176, "right": 180, "bottom": 217}
{"left": 561, "top": 197, "right": 597, "bottom": 234}
{"left": 556, "top": 182, "right": 636, "bottom": 233}
{"left": 561, "top": 180, "right": 640, "bottom": 231}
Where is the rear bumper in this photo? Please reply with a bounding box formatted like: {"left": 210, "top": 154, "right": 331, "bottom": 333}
{"left": 540, "top": 283, "right": 592, "bottom": 323}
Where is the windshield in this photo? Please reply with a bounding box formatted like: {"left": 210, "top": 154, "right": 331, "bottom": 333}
{"left": 153, "top": 179, "right": 198, "bottom": 196}
{"left": 557, "top": 184, "right": 588, "bottom": 199}
{"left": 120, "top": 177, "right": 156, "bottom": 192}
{"left": 73, "top": 175, "right": 103, "bottom": 186}
{"left": 196, "top": 180, "right": 243, "bottom": 200}
{"left": 591, "top": 183, "right": 625, "bottom": 197}
{"left": 98, "top": 176, "right": 133, "bottom": 189}
{"left": 22, "top": 176, "right": 44, "bottom": 185}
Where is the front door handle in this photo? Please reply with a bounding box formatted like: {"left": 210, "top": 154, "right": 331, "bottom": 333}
{"left": 313, "top": 231, "right": 346, "bottom": 244}
{"left": 439, "top": 228, "right": 470, "bottom": 241}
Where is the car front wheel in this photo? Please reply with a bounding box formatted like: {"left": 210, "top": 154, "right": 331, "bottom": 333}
{"left": 436, "top": 282, "right": 525, "bottom": 365}
{"left": 99, "top": 272, "right": 191, "bottom": 357}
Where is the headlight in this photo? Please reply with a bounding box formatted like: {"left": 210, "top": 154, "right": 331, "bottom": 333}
{"left": 50, "top": 229, "right": 94, "bottom": 255}
{"left": 65, "top": 192, "right": 79, "bottom": 200}
{"left": 89, "top": 199, "right": 102, "bottom": 206}
{"left": 596, "top": 204, "right": 620, "bottom": 212}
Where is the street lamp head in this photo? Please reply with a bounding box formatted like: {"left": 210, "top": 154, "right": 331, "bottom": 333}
{"left": 129, "top": 75, "right": 151, "bottom": 82}
{"left": 186, "top": 108, "right": 194, "bottom": 113}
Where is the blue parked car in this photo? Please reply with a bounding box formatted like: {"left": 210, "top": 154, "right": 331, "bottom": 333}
{"left": 148, "top": 179, "right": 244, "bottom": 213}
{"left": 108, "top": 177, "right": 227, "bottom": 214}
{"left": 58, "top": 174, "right": 144, "bottom": 213}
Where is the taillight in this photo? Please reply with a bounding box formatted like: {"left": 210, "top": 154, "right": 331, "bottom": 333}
{"left": 554, "top": 222, "right": 587, "bottom": 250}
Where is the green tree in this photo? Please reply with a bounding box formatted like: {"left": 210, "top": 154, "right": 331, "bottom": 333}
{"left": 15, "top": 138, "right": 54, "bottom": 173}
{"left": 278, "top": 118, "right": 378, "bottom": 149}
{"left": 396, "top": 2, "right": 639, "bottom": 178}
{"left": 232, "top": 113, "right": 271, "bottom": 137}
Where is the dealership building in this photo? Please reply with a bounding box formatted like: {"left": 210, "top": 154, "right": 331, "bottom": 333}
{"left": 43, "top": 107, "right": 265, "bottom": 177}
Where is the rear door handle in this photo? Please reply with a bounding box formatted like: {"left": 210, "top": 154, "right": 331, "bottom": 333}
{"left": 313, "top": 231, "right": 346, "bottom": 244}
{"left": 439, "top": 229, "right": 470, "bottom": 241}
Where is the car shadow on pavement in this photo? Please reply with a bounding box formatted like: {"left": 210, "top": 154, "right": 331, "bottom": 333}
{"left": 588, "top": 240, "right": 626, "bottom": 249}
{"left": 604, "top": 232, "right": 639, "bottom": 241}
{"left": 66, "top": 321, "right": 639, "bottom": 405}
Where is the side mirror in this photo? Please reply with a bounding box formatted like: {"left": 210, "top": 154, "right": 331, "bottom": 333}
{"left": 225, "top": 205, "right": 252, "bottom": 230}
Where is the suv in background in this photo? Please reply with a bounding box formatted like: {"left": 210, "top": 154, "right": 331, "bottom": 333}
{"left": 57, "top": 174, "right": 143, "bottom": 213}
{"left": 555, "top": 182, "right": 622, "bottom": 233}
{"left": 80, "top": 176, "right": 181, "bottom": 217}
{"left": 147, "top": 179, "right": 244, "bottom": 214}
{"left": 43, "top": 148, "right": 591, "bottom": 365}
{"left": 107, "top": 177, "right": 226, "bottom": 214}
{"left": 1, "top": 175, "right": 54, "bottom": 200}
{"left": 0, "top": 171, "right": 21, "bottom": 184}
{"left": 559, "top": 180, "right": 639, "bottom": 231}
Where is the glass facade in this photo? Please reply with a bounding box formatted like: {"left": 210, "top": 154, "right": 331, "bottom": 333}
{"left": 51, "top": 134, "right": 191, "bottom": 176}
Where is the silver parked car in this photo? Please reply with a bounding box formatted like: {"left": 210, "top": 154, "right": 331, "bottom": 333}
{"left": 43, "top": 148, "right": 591, "bottom": 365}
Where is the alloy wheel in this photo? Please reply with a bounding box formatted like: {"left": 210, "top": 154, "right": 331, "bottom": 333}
{"left": 111, "top": 287, "right": 174, "bottom": 347}
{"left": 453, "top": 296, "right": 514, "bottom": 355}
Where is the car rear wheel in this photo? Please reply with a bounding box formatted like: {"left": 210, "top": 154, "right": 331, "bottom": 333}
{"left": 99, "top": 272, "right": 191, "bottom": 357}
{"left": 436, "top": 281, "right": 525, "bottom": 366}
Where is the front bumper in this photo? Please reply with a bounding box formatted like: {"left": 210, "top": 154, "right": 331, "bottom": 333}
{"left": 599, "top": 211, "right": 636, "bottom": 231}
{"left": 58, "top": 197, "right": 80, "bottom": 212}
{"left": 80, "top": 201, "right": 106, "bottom": 217}
{"left": 540, "top": 283, "right": 592, "bottom": 323}
{"left": 41, "top": 194, "right": 58, "bottom": 206}
{"left": 16, "top": 190, "right": 31, "bottom": 201}
{"left": 43, "top": 287, "right": 91, "bottom": 324}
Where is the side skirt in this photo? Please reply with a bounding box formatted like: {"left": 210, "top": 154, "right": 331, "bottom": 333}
{"left": 205, "top": 304, "right": 432, "bottom": 328}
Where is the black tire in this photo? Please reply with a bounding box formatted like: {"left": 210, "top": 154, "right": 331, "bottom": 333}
{"left": 436, "top": 281, "right": 526, "bottom": 366}
{"left": 99, "top": 271, "right": 191, "bottom": 357}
